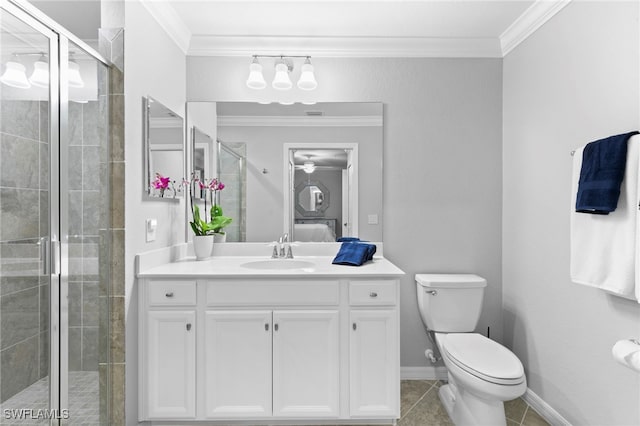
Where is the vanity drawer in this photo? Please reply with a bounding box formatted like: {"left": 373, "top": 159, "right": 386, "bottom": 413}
{"left": 206, "top": 280, "right": 339, "bottom": 306}
{"left": 148, "top": 280, "right": 197, "bottom": 306}
{"left": 349, "top": 280, "right": 397, "bottom": 306}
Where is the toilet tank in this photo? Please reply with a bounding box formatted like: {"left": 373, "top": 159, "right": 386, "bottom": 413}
{"left": 416, "top": 274, "right": 486, "bottom": 332}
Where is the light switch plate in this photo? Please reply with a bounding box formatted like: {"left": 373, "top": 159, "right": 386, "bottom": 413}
{"left": 367, "top": 214, "right": 379, "bottom": 225}
{"left": 146, "top": 218, "right": 157, "bottom": 242}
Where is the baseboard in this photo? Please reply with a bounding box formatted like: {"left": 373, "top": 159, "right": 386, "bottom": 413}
{"left": 400, "top": 366, "right": 448, "bottom": 380}
{"left": 522, "top": 388, "right": 571, "bottom": 426}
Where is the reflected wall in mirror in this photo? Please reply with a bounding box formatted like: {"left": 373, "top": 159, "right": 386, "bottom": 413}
{"left": 186, "top": 101, "right": 383, "bottom": 243}
{"left": 288, "top": 145, "right": 357, "bottom": 242}
{"left": 143, "top": 96, "right": 184, "bottom": 199}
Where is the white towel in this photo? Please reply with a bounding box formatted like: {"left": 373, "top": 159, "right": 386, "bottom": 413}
{"left": 570, "top": 135, "right": 640, "bottom": 302}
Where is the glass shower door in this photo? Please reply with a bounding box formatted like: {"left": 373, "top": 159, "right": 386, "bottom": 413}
{"left": 0, "top": 4, "right": 60, "bottom": 423}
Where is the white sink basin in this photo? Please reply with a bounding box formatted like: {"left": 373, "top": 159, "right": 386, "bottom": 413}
{"left": 240, "top": 259, "right": 316, "bottom": 271}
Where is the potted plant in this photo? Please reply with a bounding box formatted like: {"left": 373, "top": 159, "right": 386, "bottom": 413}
{"left": 186, "top": 175, "right": 233, "bottom": 259}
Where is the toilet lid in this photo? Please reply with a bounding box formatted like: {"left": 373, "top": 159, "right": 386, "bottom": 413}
{"left": 442, "top": 333, "right": 525, "bottom": 385}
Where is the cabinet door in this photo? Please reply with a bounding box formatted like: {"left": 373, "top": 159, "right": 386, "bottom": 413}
{"left": 204, "top": 311, "right": 272, "bottom": 418}
{"left": 273, "top": 310, "right": 340, "bottom": 417}
{"left": 146, "top": 310, "right": 196, "bottom": 419}
{"left": 349, "top": 310, "right": 399, "bottom": 417}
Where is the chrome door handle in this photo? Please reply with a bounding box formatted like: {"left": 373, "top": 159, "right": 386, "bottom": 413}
{"left": 425, "top": 290, "right": 437, "bottom": 296}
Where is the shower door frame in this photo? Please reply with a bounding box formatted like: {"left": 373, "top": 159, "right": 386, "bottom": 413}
{"left": 2, "top": 0, "right": 112, "bottom": 421}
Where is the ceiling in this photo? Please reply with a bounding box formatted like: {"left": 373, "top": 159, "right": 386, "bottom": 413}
{"left": 22, "top": 0, "right": 571, "bottom": 58}
{"left": 140, "top": 0, "right": 572, "bottom": 58}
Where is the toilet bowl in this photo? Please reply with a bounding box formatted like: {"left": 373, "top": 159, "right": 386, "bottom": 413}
{"left": 415, "top": 274, "right": 527, "bottom": 426}
{"left": 435, "top": 333, "right": 526, "bottom": 425}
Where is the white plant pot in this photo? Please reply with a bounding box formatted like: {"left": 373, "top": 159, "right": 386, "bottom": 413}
{"left": 193, "top": 235, "right": 214, "bottom": 260}
{"left": 213, "top": 233, "right": 226, "bottom": 243}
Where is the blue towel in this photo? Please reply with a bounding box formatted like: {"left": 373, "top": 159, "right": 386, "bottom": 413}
{"left": 332, "top": 242, "right": 377, "bottom": 266}
{"left": 576, "top": 131, "right": 639, "bottom": 214}
{"left": 336, "top": 237, "right": 361, "bottom": 242}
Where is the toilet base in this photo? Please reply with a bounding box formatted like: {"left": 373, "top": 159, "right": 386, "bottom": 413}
{"left": 438, "top": 382, "right": 507, "bottom": 426}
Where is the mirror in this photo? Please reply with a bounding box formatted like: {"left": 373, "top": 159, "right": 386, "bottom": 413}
{"left": 143, "top": 96, "right": 184, "bottom": 199}
{"left": 296, "top": 181, "right": 329, "bottom": 216}
{"left": 186, "top": 101, "right": 383, "bottom": 242}
{"left": 192, "top": 126, "right": 214, "bottom": 199}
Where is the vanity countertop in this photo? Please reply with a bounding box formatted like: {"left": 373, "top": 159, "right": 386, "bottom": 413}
{"left": 137, "top": 255, "right": 405, "bottom": 279}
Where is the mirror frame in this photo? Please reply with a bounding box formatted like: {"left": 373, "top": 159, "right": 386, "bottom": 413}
{"left": 143, "top": 96, "right": 185, "bottom": 201}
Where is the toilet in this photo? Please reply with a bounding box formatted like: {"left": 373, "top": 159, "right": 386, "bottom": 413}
{"left": 416, "top": 274, "right": 527, "bottom": 426}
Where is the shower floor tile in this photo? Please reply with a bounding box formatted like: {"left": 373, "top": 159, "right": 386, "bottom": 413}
{"left": 0, "top": 371, "right": 99, "bottom": 425}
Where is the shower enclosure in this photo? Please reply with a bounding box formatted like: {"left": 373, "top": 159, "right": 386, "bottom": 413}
{"left": 0, "top": 1, "right": 111, "bottom": 424}
{"left": 217, "top": 140, "right": 246, "bottom": 242}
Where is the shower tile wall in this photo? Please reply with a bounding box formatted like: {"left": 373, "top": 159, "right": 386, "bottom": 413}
{"left": 0, "top": 99, "right": 49, "bottom": 402}
{"left": 68, "top": 99, "right": 106, "bottom": 372}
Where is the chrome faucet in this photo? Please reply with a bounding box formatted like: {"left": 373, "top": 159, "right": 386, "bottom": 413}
{"left": 272, "top": 233, "right": 294, "bottom": 258}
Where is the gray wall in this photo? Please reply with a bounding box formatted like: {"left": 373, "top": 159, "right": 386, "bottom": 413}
{"left": 188, "top": 57, "right": 504, "bottom": 368}
{"left": 503, "top": 1, "right": 640, "bottom": 424}
{"left": 123, "top": 1, "right": 187, "bottom": 424}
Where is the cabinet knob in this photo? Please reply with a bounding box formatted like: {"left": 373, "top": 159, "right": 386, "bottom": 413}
{"left": 369, "top": 292, "right": 378, "bottom": 298}
{"left": 165, "top": 292, "right": 174, "bottom": 298}
{"left": 274, "top": 323, "right": 279, "bottom": 332}
{"left": 265, "top": 323, "right": 269, "bottom": 331}
{"left": 186, "top": 323, "right": 192, "bottom": 331}
{"left": 353, "top": 323, "right": 357, "bottom": 331}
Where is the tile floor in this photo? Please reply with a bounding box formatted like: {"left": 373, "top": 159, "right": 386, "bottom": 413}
{"left": 399, "top": 380, "right": 550, "bottom": 426}
{"left": 0, "top": 371, "right": 99, "bottom": 425}
{"left": 0, "top": 376, "right": 549, "bottom": 426}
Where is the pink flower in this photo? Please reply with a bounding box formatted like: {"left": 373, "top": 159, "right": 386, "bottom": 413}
{"left": 153, "top": 173, "right": 170, "bottom": 189}
{"left": 218, "top": 183, "right": 225, "bottom": 191}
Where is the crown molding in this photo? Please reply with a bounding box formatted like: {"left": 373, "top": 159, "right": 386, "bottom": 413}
{"left": 218, "top": 115, "right": 383, "bottom": 127}
{"left": 188, "top": 35, "right": 503, "bottom": 58}
{"left": 140, "top": 0, "right": 191, "bottom": 54}
{"left": 500, "top": 0, "right": 572, "bottom": 56}
{"left": 140, "top": 0, "right": 570, "bottom": 59}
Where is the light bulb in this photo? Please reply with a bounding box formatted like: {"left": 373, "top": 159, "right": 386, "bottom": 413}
{"left": 246, "top": 58, "right": 266, "bottom": 90}
{"left": 29, "top": 59, "right": 49, "bottom": 88}
{"left": 272, "top": 62, "right": 292, "bottom": 90}
{"left": 297, "top": 58, "right": 317, "bottom": 91}
{"left": 0, "top": 61, "right": 30, "bottom": 89}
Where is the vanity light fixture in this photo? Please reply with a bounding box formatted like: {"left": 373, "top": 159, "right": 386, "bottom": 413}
{"left": 0, "top": 58, "right": 30, "bottom": 89}
{"left": 246, "top": 55, "right": 317, "bottom": 91}
{"left": 1, "top": 52, "right": 84, "bottom": 89}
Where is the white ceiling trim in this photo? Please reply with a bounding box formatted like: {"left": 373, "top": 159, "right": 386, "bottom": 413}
{"left": 189, "top": 35, "right": 502, "bottom": 58}
{"left": 218, "top": 115, "right": 383, "bottom": 127}
{"left": 500, "top": 0, "right": 572, "bottom": 56}
{"left": 142, "top": 0, "right": 571, "bottom": 59}
{"left": 140, "top": 0, "right": 191, "bottom": 54}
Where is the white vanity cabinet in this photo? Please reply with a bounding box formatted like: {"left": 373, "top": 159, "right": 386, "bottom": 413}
{"left": 348, "top": 281, "right": 399, "bottom": 417}
{"left": 138, "top": 273, "right": 400, "bottom": 425}
{"left": 140, "top": 280, "right": 197, "bottom": 420}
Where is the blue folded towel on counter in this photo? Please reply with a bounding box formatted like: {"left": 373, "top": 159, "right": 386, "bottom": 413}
{"left": 332, "top": 242, "right": 377, "bottom": 266}
{"left": 576, "top": 131, "right": 639, "bottom": 214}
{"left": 336, "top": 237, "right": 361, "bottom": 242}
